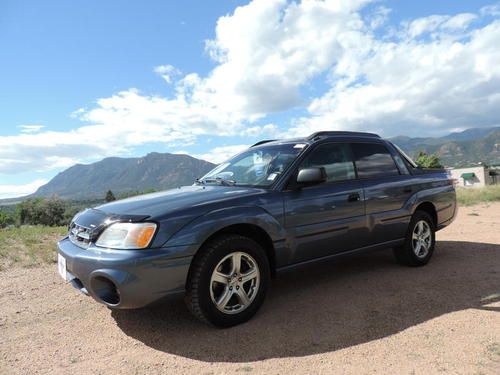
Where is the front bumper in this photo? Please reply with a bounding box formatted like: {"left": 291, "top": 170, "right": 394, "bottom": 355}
{"left": 57, "top": 237, "right": 193, "bottom": 309}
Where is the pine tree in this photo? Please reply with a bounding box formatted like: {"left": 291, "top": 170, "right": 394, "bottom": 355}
{"left": 105, "top": 190, "right": 116, "bottom": 202}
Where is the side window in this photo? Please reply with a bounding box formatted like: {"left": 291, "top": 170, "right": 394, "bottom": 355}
{"left": 352, "top": 143, "right": 400, "bottom": 179}
{"left": 300, "top": 143, "right": 356, "bottom": 182}
{"left": 392, "top": 153, "right": 410, "bottom": 175}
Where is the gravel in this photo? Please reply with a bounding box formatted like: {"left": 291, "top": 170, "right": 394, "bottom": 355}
{"left": 1, "top": 203, "right": 499, "bottom": 375}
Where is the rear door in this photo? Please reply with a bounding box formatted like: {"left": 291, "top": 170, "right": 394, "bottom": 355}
{"left": 351, "top": 142, "right": 414, "bottom": 245}
{"left": 283, "top": 142, "right": 366, "bottom": 263}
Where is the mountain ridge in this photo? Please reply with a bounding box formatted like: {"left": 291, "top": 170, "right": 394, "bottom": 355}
{"left": 2, "top": 126, "right": 499, "bottom": 203}
{"left": 389, "top": 126, "right": 500, "bottom": 167}
{"left": 31, "top": 152, "right": 215, "bottom": 200}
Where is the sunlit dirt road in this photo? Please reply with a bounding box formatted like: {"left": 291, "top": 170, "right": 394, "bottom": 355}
{"left": 1, "top": 203, "right": 499, "bottom": 374}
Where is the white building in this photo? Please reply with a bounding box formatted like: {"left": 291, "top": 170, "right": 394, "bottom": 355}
{"left": 448, "top": 166, "right": 499, "bottom": 188}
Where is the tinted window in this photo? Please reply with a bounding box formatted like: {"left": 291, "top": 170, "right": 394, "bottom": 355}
{"left": 301, "top": 143, "right": 356, "bottom": 182}
{"left": 352, "top": 143, "right": 400, "bottom": 179}
{"left": 392, "top": 153, "right": 410, "bottom": 175}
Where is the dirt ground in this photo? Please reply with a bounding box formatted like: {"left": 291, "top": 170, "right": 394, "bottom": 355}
{"left": 1, "top": 203, "right": 499, "bottom": 375}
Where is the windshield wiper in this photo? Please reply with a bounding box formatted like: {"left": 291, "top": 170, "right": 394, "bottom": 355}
{"left": 195, "top": 178, "right": 206, "bottom": 185}
{"left": 202, "top": 177, "right": 236, "bottom": 186}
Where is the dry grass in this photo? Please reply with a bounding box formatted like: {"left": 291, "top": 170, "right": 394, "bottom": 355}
{"left": 0, "top": 226, "right": 66, "bottom": 270}
{"left": 456, "top": 185, "right": 500, "bottom": 206}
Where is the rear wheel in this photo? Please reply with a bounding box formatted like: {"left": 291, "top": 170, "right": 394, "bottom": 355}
{"left": 185, "top": 234, "right": 270, "bottom": 327}
{"left": 393, "top": 211, "right": 436, "bottom": 266}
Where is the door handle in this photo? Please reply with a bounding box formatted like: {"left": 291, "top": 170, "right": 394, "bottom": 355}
{"left": 403, "top": 187, "right": 413, "bottom": 193}
{"left": 347, "top": 192, "right": 360, "bottom": 202}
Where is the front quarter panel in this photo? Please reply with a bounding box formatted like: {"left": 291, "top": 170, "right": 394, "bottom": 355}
{"left": 163, "top": 204, "right": 290, "bottom": 264}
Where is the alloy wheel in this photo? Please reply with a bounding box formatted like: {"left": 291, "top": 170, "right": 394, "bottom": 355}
{"left": 209, "top": 251, "right": 260, "bottom": 315}
{"left": 412, "top": 220, "right": 432, "bottom": 258}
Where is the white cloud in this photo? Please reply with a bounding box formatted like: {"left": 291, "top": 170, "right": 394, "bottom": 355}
{"left": 193, "top": 145, "right": 249, "bottom": 164}
{"left": 481, "top": 3, "right": 500, "bottom": 16}
{"left": 201, "top": 0, "right": 372, "bottom": 115}
{"left": 153, "top": 64, "right": 181, "bottom": 84}
{"left": 2, "top": 0, "right": 500, "bottom": 178}
{"left": 288, "top": 7, "right": 500, "bottom": 138}
{"left": 0, "top": 179, "right": 48, "bottom": 199}
{"left": 367, "top": 6, "right": 391, "bottom": 30}
{"left": 402, "top": 13, "right": 478, "bottom": 39}
{"left": 18, "top": 124, "right": 45, "bottom": 133}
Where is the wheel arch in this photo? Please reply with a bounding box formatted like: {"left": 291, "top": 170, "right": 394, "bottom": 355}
{"left": 413, "top": 201, "right": 438, "bottom": 228}
{"left": 186, "top": 223, "right": 277, "bottom": 288}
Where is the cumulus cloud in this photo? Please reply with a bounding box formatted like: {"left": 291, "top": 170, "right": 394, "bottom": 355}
{"left": 153, "top": 64, "right": 181, "bottom": 84}
{"left": 0, "top": 179, "right": 48, "bottom": 200}
{"left": 2, "top": 0, "right": 500, "bottom": 179}
{"left": 288, "top": 6, "right": 500, "bottom": 137}
{"left": 202, "top": 0, "right": 372, "bottom": 115}
{"left": 192, "top": 145, "right": 250, "bottom": 164}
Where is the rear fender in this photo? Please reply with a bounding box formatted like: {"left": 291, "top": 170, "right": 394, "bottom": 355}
{"left": 411, "top": 184, "right": 456, "bottom": 226}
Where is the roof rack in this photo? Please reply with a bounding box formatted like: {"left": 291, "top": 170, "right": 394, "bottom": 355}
{"left": 307, "top": 131, "right": 380, "bottom": 140}
{"left": 251, "top": 139, "right": 277, "bottom": 147}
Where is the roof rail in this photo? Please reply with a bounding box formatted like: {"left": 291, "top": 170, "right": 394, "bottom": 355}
{"left": 251, "top": 139, "right": 277, "bottom": 147}
{"left": 307, "top": 131, "right": 380, "bottom": 140}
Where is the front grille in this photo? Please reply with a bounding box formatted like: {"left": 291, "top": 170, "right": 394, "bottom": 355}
{"left": 68, "top": 222, "right": 92, "bottom": 248}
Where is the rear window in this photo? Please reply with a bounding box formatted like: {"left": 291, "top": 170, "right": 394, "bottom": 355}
{"left": 352, "top": 143, "right": 400, "bottom": 179}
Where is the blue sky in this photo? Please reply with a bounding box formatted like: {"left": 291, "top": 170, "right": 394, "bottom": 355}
{"left": 1, "top": 0, "right": 499, "bottom": 198}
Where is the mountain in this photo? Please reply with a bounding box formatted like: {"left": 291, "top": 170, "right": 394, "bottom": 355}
{"left": 390, "top": 127, "right": 500, "bottom": 167}
{"left": 441, "top": 127, "right": 500, "bottom": 142}
{"left": 2, "top": 126, "right": 499, "bottom": 204}
{"left": 32, "top": 152, "right": 215, "bottom": 200}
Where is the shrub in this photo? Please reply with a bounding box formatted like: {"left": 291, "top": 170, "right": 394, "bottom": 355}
{"left": 16, "top": 197, "right": 67, "bottom": 227}
{"left": 0, "top": 210, "right": 15, "bottom": 228}
{"left": 416, "top": 152, "right": 442, "bottom": 168}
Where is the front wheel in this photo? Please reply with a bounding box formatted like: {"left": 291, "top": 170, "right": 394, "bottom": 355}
{"left": 185, "top": 234, "right": 270, "bottom": 327}
{"left": 393, "top": 211, "right": 436, "bottom": 267}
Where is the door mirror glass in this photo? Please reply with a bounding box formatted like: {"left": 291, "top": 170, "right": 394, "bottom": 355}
{"left": 297, "top": 167, "right": 326, "bottom": 185}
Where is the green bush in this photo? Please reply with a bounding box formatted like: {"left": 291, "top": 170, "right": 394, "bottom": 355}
{"left": 16, "top": 197, "right": 67, "bottom": 226}
{"left": 416, "top": 152, "right": 442, "bottom": 168}
{"left": 0, "top": 210, "right": 15, "bottom": 228}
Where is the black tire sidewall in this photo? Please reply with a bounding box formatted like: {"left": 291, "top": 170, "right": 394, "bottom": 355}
{"left": 195, "top": 236, "right": 270, "bottom": 327}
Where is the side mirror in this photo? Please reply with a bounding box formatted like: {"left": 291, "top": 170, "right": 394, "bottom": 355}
{"left": 296, "top": 167, "right": 326, "bottom": 185}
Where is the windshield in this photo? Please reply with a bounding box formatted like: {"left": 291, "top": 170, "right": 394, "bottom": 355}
{"left": 199, "top": 143, "right": 306, "bottom": 187}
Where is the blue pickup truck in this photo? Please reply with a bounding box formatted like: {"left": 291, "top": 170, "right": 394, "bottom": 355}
{"left": 57, "top": 131, "right": 457, "bottom": 327}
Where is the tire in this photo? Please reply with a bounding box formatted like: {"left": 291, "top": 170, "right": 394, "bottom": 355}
{"left": 393, "top": 210, "right": 436, "bottom": 267}
{"left": 185, "top": 234, "right": 270, "bottom": 327}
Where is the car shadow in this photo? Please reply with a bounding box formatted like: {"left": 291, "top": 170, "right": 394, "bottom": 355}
{"left": 111, "top": 240, "right": 500, "bottom": 362}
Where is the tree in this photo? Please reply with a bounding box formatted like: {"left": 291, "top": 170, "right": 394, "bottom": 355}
{"left": 16, "top": 197, "right": 66, "bottom": 226}
{"left": 105, "top": 190, "right": 116, "bottom": 202}
{"left": 0, "top": 210, "right": 14, "bottom": 228}
{"left": 415, "top": 151, "right": 442, "bottom": 168}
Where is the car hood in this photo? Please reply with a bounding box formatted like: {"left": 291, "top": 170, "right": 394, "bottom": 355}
{"left": 94, "top": 185, "right": 267, "bottom": 218}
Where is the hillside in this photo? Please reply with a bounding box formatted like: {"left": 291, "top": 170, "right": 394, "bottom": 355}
{"left": 390, "top": 127, "right": 500, "bottom": 167}
{"left": 2, "top": 126, "right": 499, "bottom": 204}
{"left": 32, "top": 152, "right": 215, "bottom": 200}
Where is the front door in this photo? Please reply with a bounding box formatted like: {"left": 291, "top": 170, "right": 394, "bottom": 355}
{"left": 284, "top": 142, "right": 366, "bottom": 264}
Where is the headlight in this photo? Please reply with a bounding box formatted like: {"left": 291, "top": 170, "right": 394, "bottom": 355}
{"left": 95, "top": 222, "right": 157, "bottom": 249}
